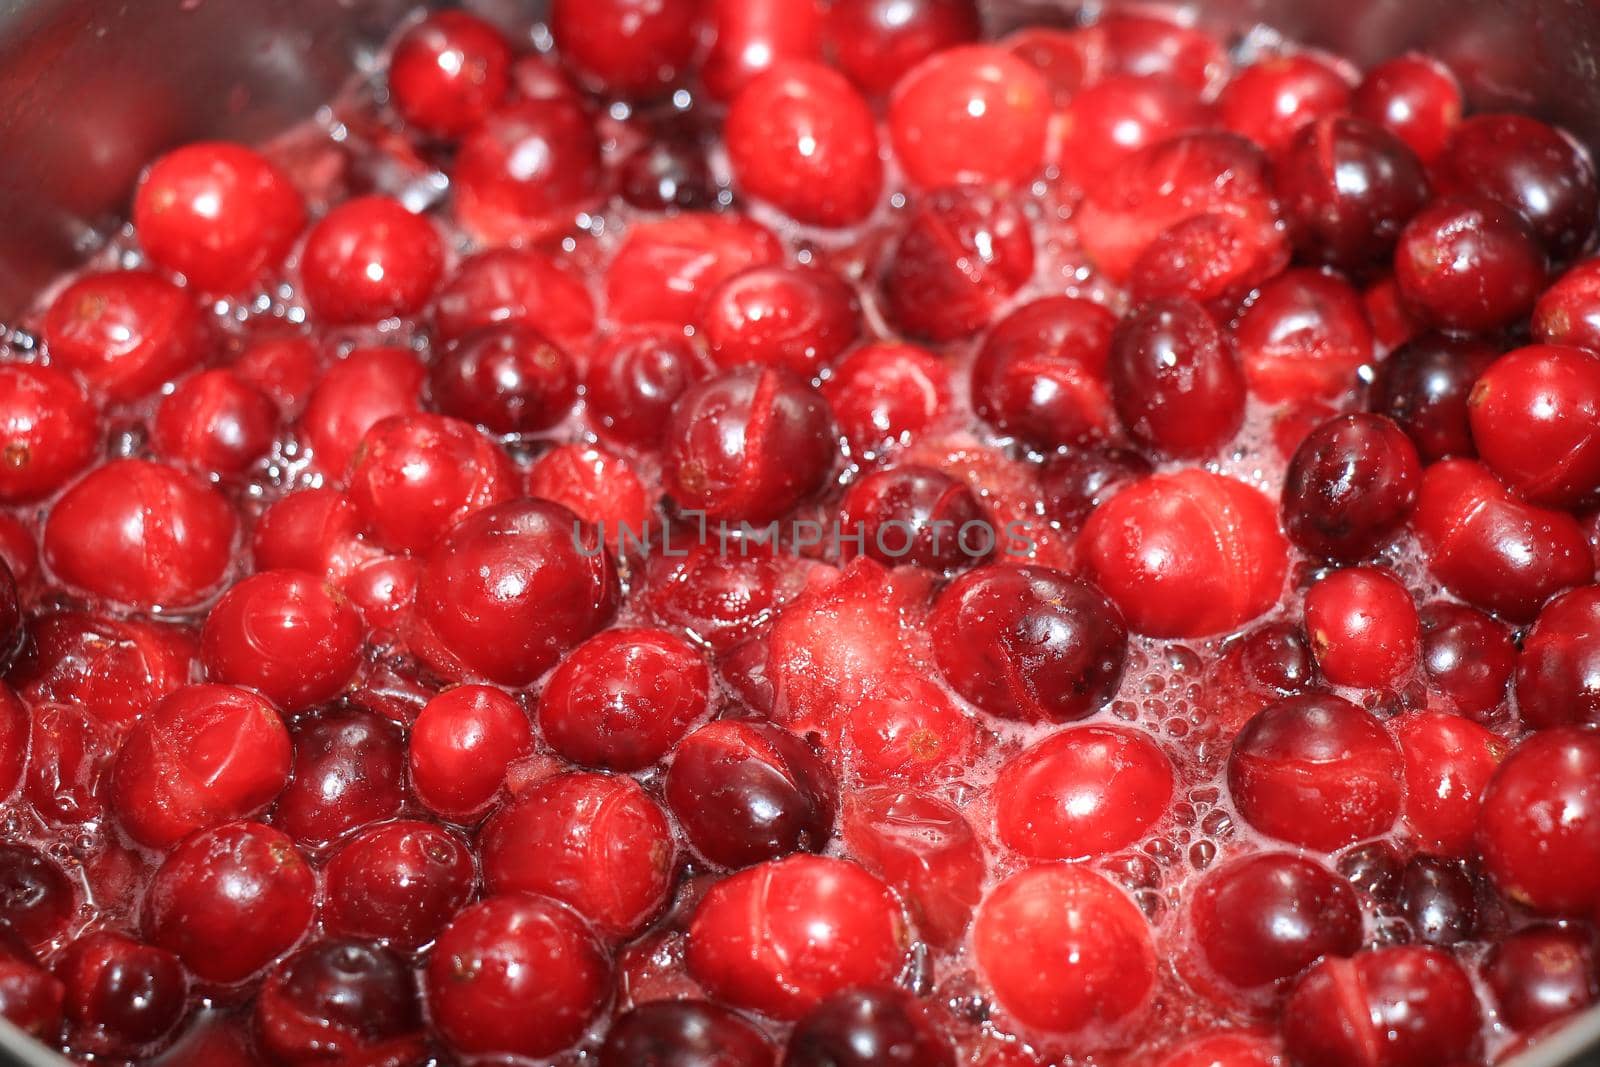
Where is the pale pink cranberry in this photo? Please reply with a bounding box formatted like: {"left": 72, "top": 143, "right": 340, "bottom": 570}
{"left": 431, "top": 248, "right": 596, "bottom": 350}
{"left": 152, "top": 369, "right": 277, "bottom": 475}
{"left": 701, "top": 0, "right": 825, "bottom": 100}
{"left": 254, "top": 938, "right": 423, "bottom": 1066}
{"left": 1058, "top": 74, "right": 1212, "bottom": 191}
{"left": 1111, "top": 297, "right": 1246, "bottom": 457}
{"left": 298, "top": 346, "right": 424, "bottom": 477}
{"left": 1394, "top": 195, "right": 1547, "bottom": 333}
{"left": 605, "top": 213, "right": 783, "bottom": 328}
{"left": 883, "top": 187, "right": 1035, "bottom": 341}
{"left": 1396, "top": 709, "right": 1504, "bottom": 858}
{"left": 453, "top": 98, "right": 604, "bottom": 243}
{"left": 42, "top": 269, "right": 208, "bottom": 402}
{"left": 822, "top": 341, "right": 951, "bottom": 453}
{"left": 321, "top": 821, "right": 475, "bottom": 949}
{"left": 58, "top": 932, "right": 188, "bottom": 1058}
{"left": 843, "top": 789, "right": 983, "bottom": 949}
{"left": 1516, "top": 586, "right": 1600, "bottom": 730}
{"left": 1232, "top": 269, "right": 1374, "bottom": 404}
{"left": 7, "top": 611, "right": 197, "bottom": 730}
{"left": 1303, "top": 566, "right": 1419, "bottom": 689}
{"left": 971, "top": 296, "right": 1118, "bottom": 449}
{"left": 1353, "top": 54, "right": 1462, "bottom": 163}
{"left": 388, "top": 11, "right": 511, "bottom": 138}
{"left": 584, "top": 326, "right": 712, "bottom": 447}
{"left": 1468, "top": 344, "right": 1600, "bottom": 507}
{"left": 432, "top": 325, "right": 579, "bottom": 435}
{"left": 1478, "top": 726, "right": 1600, "bottom": 915}
{"left": 827, "top": 0, "right": 979, "bottom": 96}
{"left": 839, "top": 676, "right": 977, "bottom": 785}
{"left": 526, "top": 444, "right": 651, "bottom": 535}
{"left": 699, "top": 264, "right": 860, "bottom": 377}
{"left": 0, "top": 362, "right": 98, "bottom": 502}
{"left": 548, "top": 0, "right": 699, "bottom": 99}
{"left": 300, "top": 196, "right": 444, "bottom": 324}
{"left": 200, "top": 569, "right": 364, "bottom": 710}
{"left": 889, "top": 45, "right": 1051, "bottom": 189}
{"left": 1218, "top": 53, "right": 1352, "bottom": 153}
{"left": 408, "top": 684, "right": 532, "bottom": 820}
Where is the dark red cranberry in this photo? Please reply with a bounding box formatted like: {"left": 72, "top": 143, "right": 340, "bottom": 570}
{"left": 883, "top": 187, "right": 1035, "bottom": 342}
{"left": 1487, "top": 926, "right": 1600, "bottom": 1031}
{"left": 408, "top": 684, "right": 531, "bottom": 820}
{"left": 0, "top": 934, "right": 62, "bottom": 1039}
{"left": 388, "top": 11, "right": 510, "bottom": 137}
{"left": 299, "top": 346, "right": 424, "bottom": 477}
{"left": 585, "top": 326, "right": 712, "bottom": 447}
{"left": 1203, "top": 621, "right": 1321, "bottom": 740}
{"left": 1479, "top": 726, "right": 1600, "bottom": 914}
{"left": 272, "top": 708, "right": 405, "bottom": 848}
{"left": 699, "top": 265, "right": 861, "bottom": 376}
{"left": 1218, "top": 53, "right": 1351, "bottom": 153}
{"left": 1398, "top": 856, "right": 1477, "bottom": 946}
{"left": 888, "top": 44, "right": 1049, "bottom": 189}
{"left": 1337, "top": 841, "right": 1404, "bottom": 902}
{"left": 549, "top": 0, "right": 699, "bottom": 98}
{"left": 432, "top": 248, "right": 596, "bottom": 349}
{"left": 837, "top": 464, "right": 989, "bottom": 571}
{"left": 300, "top": 196, "right": 443, "bottom": 324}
{"left": 1535, "top": 256, "right": 1600, "bottom": 352}
{"left": 827, "top": 0, "right": 977, "bottom": 96}
{"left": 0, "top": 362, "right": 98, "bottom": 502}
{"left": 1282, "top": 413, "right": 1421, "bottom": 562}
{"left": 1352, "top": 54, "right": 1462, "bottom": 163}
{"left": 1128, "top": 209, "right": 1289, "bottom": 315}
{"left": 59, "top": 932, "right": 187, "bottom": 1057}
{"left": 1469, "top": 344, "right": 1600, "bottom": 507}
{"left": 1039, "top": 446, "right": 1152, "bottom": 531}
{"left": 606, "top": 213, "right": 783, "bottom": 328}
{"left": 1516, "top": 586, "right": 1600, "bottom": 730}
{"left": 453, "top": 98, "right": 603, "bottom": 243}
{"left": 786, "top": 986, "right": 953, "bottom": 1067}
{"left": 432, "top": 325, "right": 577, "bottom": 435}
{"left": 7, "top": 611, "right": 196, "bottom": 730}
{"left": 321, "top": 821, "right": 475, "bottom": 949}
{"left": 41, "top": 269, "right": 208, "bottom": 402}
{"left": 1057, "top": 75, "right": 1213, "bottom": 191}
{"left": 843, "top": 790, "right": 983, "bottom": 949}
{"left": 152, "top": 369, "right": 276, "bottom": 475}
{"left": 603, "top": 1000, "right": 774, "bottom": 1067}
{"left": 1417, "top": 602, "right": 1516, "bottom": 716}
{"left": 1303, "top": 566, "right": 1419, "bottom": 689}
{"left": 1394, "top": 195, "right": 1546, "bottom": 332}
{"left": 970, "top": 296, "right": 1119, "bottom": 449}
{"left": 0, "top": 843, "right": 74, "bottom": 949}
{"left": 25, "top": 702, "right": 116, "bottom": 825}
{"left": 201, "top": 569, "right": 364, "bottom": 710}
{"left": 255, "top": 938, "right": 420, "bottom": 1065}
{"left": 701, "top": 0, "right": 825, "bottom": 100}
{"left": 143, "top": 821, "right": 315, "bottom": 985}
{"left": 0, "top": 564, "right": 17, "bottom": 670}
{"left": 618, "top": 135, "right": 717, "bottom": 211}
{"left": 1110, "top": 297, "right": 1246, "bottom": 458}
{"left": 822, "top": 341, "right": 951, "bottom": 453}
{"left": 1369, "top": 332, "right": 1499, "bottom": 463}
{"left": 1231, "top": 269, "right": 1374, "bottom": 404}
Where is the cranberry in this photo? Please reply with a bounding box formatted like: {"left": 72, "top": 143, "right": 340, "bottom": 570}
{"left": 0, "top": 935, "right": 63, "bottom": 1039}
{"left": 1417, "top": 601, "right": 1516, "bottom": 715}
{"left": 272, "top": 708, "right": 405, "bottom": 848}
{"left": 1517, "top": 586, "right": 1600, "bottom": 730}
{"left": 883, "top": 187, "right": 1035, "bottom": 341}
{"left": 699, "top": 265, "right": 860, "bottom": 376}
{"left": 1039, "top": 447, "right": 1148, "bottom": 531}
{"left": 0, "top": 362, "right": 97, "bottom": 502}
{"left": 970, "top": 296, "right": 1118, "bottom": 449}
{"left": 1095, "top": 12, "right": 1229, "bottom": 91}
{"left": 1003, "top": 27, "right": 1093, "bottom": 106}
{"left": 1282, "top": 413, "right": 1421, "bottom": 562}
{"left": 618, "top": 134, "right": 717, "bottom": 212}
{"left": 549, "top": 0, "right": 698, "bottom": 98}
{"left": 889, "top": 45, "right": 1049, "bottom": 189}
{"left": 701, "top": 0, "right": 825, "bottom": 100}
{"left": 299, "top": 346, "right": 424, "bottom": 476}
{"left": 837, "top": 465, "right": 988, "bottom": 571}
{"left": 1110, "top": 297, "right": 1246, "bottom": 456}
{"left": 1080, "top": 470, "right": 1289, "bottom": 639}
{"left": 1487, "top": 926, "right": 1600, "bottom": 1031}
{"left": 527, "top": 443, "right": 651, "bottom": 535}
{"left": 232, "top": 332, "right": 317, "bottom": 416}
{"left": 1232, "top": 269, "right": 1375, "bottom": 404}
{"left": 1303, "top": 566, "right": 1419, "bottom": 689}
{"left": 24, "top": 702, "right": 115, "bottom": 825}
{"left": 1352, "top": 54, "right": 1462, "bottom": 163}
{"left": 1398, "top": 856, "right": 1477, "bottom": 946}
{"left": 1154, "top": 1032, "right": 1282, "bottom": 1067}
{"left": 843, "top": 789, "right": 983, "bottom": 949}
{"left": 200, "top": 569, "right": 363, "bottom": 710}
{"left": 1057, "top": 75, "right": 1213, "bottom": 191}
{"left": 7, "top": 611, "right": 197, "bottom": 730}
{"left": 432, "top": 247, "right": 596, "bottom": 349}
{"left": 973, "top": 863, "right": 1155, "bottom": 1036}
{"left": 251, "top": 488, "right": 368, "bottom": 578}
{"left": 425, "top": 894, "right": 610, "bottom": 1059}
{"left": 41, "top": 269, "right": 207, "bottom": 403}
{"left": 840, "top": 676, "right": 977, "bottom": 785}
{"left": 643, "top": 539, "right": 792, "bottom": 652}
{"left": 387, "top": 11, "right": 510, "bottom": 137}
{"left": 0, "top": 517, "right": 33, "bottom": 589}
{"left": 1365, "top": 273, "right": 1424, "bottom": 350}
{"left": 321, "top": 821, "right": 475, "bottom": 949}
{"left": 1282, "top": 947, "right": 1480, "bottom": 1067}
{"left": 1218, "top": 53, "right": 1351, "bottom": 152}
{"left": 59, "top": 932, "right": 187, "bottom": 1057}
{"left": 1128, "top": 209, "right": 1289, "bottom": 315}
{"left": 410, "top": 498, "right": 618, "bottom": 686}
{"left": 994, "top": 724, "right": 1173, "bottom": 860}
{"left": 406, "top": 684, "right": 530, "bottom": 819}
{"left": 585, "top": 326, "right": 711, "bottom": 447}
{"left": 606, "top": 213, "right": 782, "bottom": 328}
{"left": 1478, "top": 726, "right": 1600, "bottom": 914}
{"left": 1369, "top": 332, "right": 1499, "bottom": 463}
{"left": 350, "top": 412, "right": 516, "bottom": 551}
{"left": 686, "top": 854, "right": 905, "bottom": 1020}
{"left": 602, "top": 999, "right": 775, "bottom": 1067}
{"left": 1228, "top": 693, "right": 1401, "bottom": 850}
{"left": 431, "top": 325, "right": 578, "bottom": 435}
{"left": 143, "top": 821, "right": 314, "bottom": 984}
{"left": 152, "top": 369, "right": 276, "bottom": 475}
{"left": 1411, "top": 459, "right": 1593, "bottom": 622}
{"left": 255, "top": 938, "right": 420, "bottom": 1065}
{"left": 1535, "top": 257, "right": 1600, "bottom": 352}
{"left": 1469, "top": 344, "right": 1600, "bottom": 507}
{"left": 340, "top": 555, "right": 419, "bottom": 630}
{"left": 300, "top": 196, "right": 443, "bottom": 324}
{"left": 0, "top": 844, "right": 74, "bottom": 949}
{"left": 823, "top": 342, "right": 951, "bottom": 454}
{"left": 1394, "top": 195, "right": 1546, "bottom": 332}
{"left": 786, "top": 986, "right": 953, "bottom": 1067}
{"left": 453, "top": 98, "right": 604, "bottom": 243}
{"left": 827, "top": 0, "right": 977, "bottom": 96}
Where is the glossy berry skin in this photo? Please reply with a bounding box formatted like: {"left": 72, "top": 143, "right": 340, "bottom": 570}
{"left": 1110, "top": 297, "right": 1246, "bottom": 458}
{"left": 200, "top": 569, "right": 363, "bottom": 710}
{"left": 408, "top": 684, "right": 531, "bottom": 819}
{"left": 1080, "top": 470, "right": 1289, "bottom": 639}
{"left": 602, "top": 1000, "right": 774, "bottom": 1067}
{"left": 254, "top": 938, "right": 421, "bottom": 1065}
{"left": 828, "top": 0, "right": 978, "bottom": 96}
{"left": 841, "top": 677, "right": 977, "bottom": 786}
{"left": 1478, "top": 726, "right": 1600, "bottom": 914}
{"left": 883, "top": 187, "right": 1035, "bottom": 342}
{"left": 930, "top": 564, "right": 1127, "bottom": 724}
{"left": 454, "top": 98, "right": 604, "bottom": 243}
{"left": 7, "top": 611, "right": 198, "bottom": 730}
{"left": 1517, "top": 586, "right": 1600, "bottom": 730}
{"left": 1231, "top": 269, "right": 1374, "bottom": 405}
{"left": 1418, "top": 601, "right": 1516, "bottom": 715}
{"left": 388, "top": 11, "right": 510, "bottom": 138}
{"left": 702, "top": 0, "right": 825, "bottom": 101}
{"left": 1218, "top": 53, "right": 1351, "bottom": 153}
{"left": 0, "top": 845, "right": 75, "bottom": 949}
{"left": 973, "top": 863, "right": 1156, "bottom": 1036}
{"left": 1398, "top": 856, "right": 1477, "bottom": 946}
{"left": 409, "top": 498, "right": 618, "bottom": 686}
{"left": 1153, "top": 1032, "right": 1283, "bottom": 1067}
{"left": 538, "top": 627, "right": 709, "bottom": 772}
{"left": 727, "top": 63, "right": 882, "bottom": 227}
{"left": 607, "top": 213, "right": 783, "bottom": 329}
{"left": 58, "top": 932, "right": 187, "bottom": 1057}
{"left": 1227, "top": 693, "right": 1401, "bottom": 851}
{"left": 527, "top": 444, "right": 651, "bottom": 538}
{"left": 321, "top": 821, "right": 475, "bottom": 949}
{"left": 134, "top": 142, "right": 305, "bottom": 291}
{"left": 1468, "top": 344, "right": 1600, "bottom": 507}
{"left": 1395, "top": 710, "right": 1504, "bottom": 857}
{"left": 1411, "top": 459, "right": 1593, "bottom": 622}
{"left": 431, "top": 324, "right": 577, "bottom": 435}
{"left": 300, "top": 197, "right": 444, "bottom": 324}
{"left": 823, "top": 341, "right": 950, "bottom": 453}
{"left": 549, "top": 0, "right": 699, "bottom": 99}
{"left": 1394, "top": 195, "right": 1546, "bottom": 333}
{"left": 0, "top": 362, "right": 97, "bottom": 502}
{"left": 1487, "top": 926, "right": 1600, "bottom": 1032}
{"left": 667, "top": 720, "right": 838, "bottom": 868}
{"left": 272, "top": 708, "right": 405, "bottom": 848}
{"left": 0, "top": 933, "right": 65, "bottom": 1039}
{"left": 699, "top": 265, "right": 861, "bottom": 376}
{"left": 1369, "top": 332, "right": 1500, "bottom": 463}
{"left": 618, "top": 131, "right": 718, "bottom": 212}
{"left": 299, "top": 346, "right": 424, "bottom": 477}
{"left": 970, "top": 296, "right": 1119, "bottom": 449}
{"left": 663, "top": 367, "right": 836, "bottom": 522}
{"left": 1056, "top": 75, "right": 1214, "bottom": 192}
{"left": 1282, "top": 414, "right": 1421, "bottom": 562}
{"left": 993, "top": 724, "right": 1173, "bottom": 860}
{"left": 143, "top": 821, "right": 315, "bottom": 985}
{"left": 425, "top": 894, "right": 610, "bottom": 1059}
{"left": 837, "top": 465, "right": 989, "bottom": 571}
{"left": 1352, "top": 54, "right": 1462, "bottom": 163}
{"left": 786, "top": 986, "right": 954, "bottom": 1067}
{"left": 844, "top": 789, "right": 983, "bottom": 949}
{"left": 41, "top": 269, "right": 207, "bottom": 402}
{"left": 584, "top": 326, "right": 711, "bottom": 447}
{"left": 152, "top": 369, "right": 277, "bottom": 475}
{"left": 1189, "top": 852, "right": 1361, "bottom": 996}
{"left": 889, "top": 45, "right": 1049, "bottom": 189}
{"left": 24, "top": 702, "right": 116, "bottom": 825}
{"left": 686, "top": 854, "right": 906, "bottom": 1020}
{"left": 1040, "top": 446, "right": 1152, "bottom": 531}
{"left": 1303, "top": 567, "right": 1419, "bottom": 689}
{"left": 433, "top": 248, "right": 596, "bottom": 348}
{"left": 1128, "top": 207, "right": 1289, "bottom": 315}
{"left": 1534, "top": 257, "right": 1600, "bottom": 353}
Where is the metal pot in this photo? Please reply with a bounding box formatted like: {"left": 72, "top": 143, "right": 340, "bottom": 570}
{"left": 0, "top": 1, "right": 1597, "bottom": 1064}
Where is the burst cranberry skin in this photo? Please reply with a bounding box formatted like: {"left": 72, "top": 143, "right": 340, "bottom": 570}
{"left": 321, "top": 821, "right": 475, "bottom": 949}
{"left": 1110, "top": 297, "right": 1246, "bottom": 457}
{"left": 1282, "top": 414, "right": 1421, "bottom": 563}
{"left": 42, "top": 269, "right": 207, "bottom": 403}
{"left": 527, "top": 444, "right": 651, "bottom": 535}
{"left": 1228, "top": 693, "right": 1402, "bottom": 851}
{"left": 1469, "top": 344, "right": 1600, "bottom": 507}
{"left": 603, "top": 1000, "right": 775, "bottom": 1067}
{"left": 889, "top": 45, "right": 1049, "bottom": 189}
{"left": 993, "top": 724, "right": 1174, "bottom": 860}
{"left": 254, "top": 938, "right": 421, "bottom": 1065}
{"left": 58, "top": 932, "right": 188, "bottom": 1057}
{"left": 1418, "top": 602, "right": 1516, "bottom": 715}
{"left": 643, "top": 539, "right": 791, "bottom": 653}
{"left": 702, "top": 0, "right": 824, "bottom": 100}
{"left": 426, "top": 893, "right": 610, "bottom": 1059}
{"left": 432, "top": 325, "right": 578, "bottom": 435}
{"left": 823, "top": 341, "right": 950, "bottom": 453}
{"left": 432, "top": 248, "right": 596, "bottom": 349}
{"left": 827, "top": 0, "right": 978, "bottom": 96}
{"left": 1369, "top": 332, "right": 1499, "bottom": 463}
{"left": 837, "top": 465, "right": 989, "bottom": 571}
{"left": 251, "top": 488, "right": 367, "bottom": 579}
{"left": 663, "top": 367, "right": 836, "bottom": 522}
{"left": 1353, "top": 54, "right": 1462, "bottom": 163}
{"left": 1058, "top": 75, "right": 1214, "bottom": 191}
{"left": 152, "top": 369, "right": 276, "bottom": 475}
{"left": 1411, "top": 459, "right": 1593, "bottom": 622}
{"left": 700, "top": 265, "right": 861, "bottom": 376}
{"left": 1395, "top": 709, "right": 1504, "bottom": 858}
{"left": 549, "top": 0, "right": 698, "bottom": 98}
{"left": 24, "top": 702, "right": 114, "bottom": 825}
{"left": 410, "top": 498, "right": 618, "bottom": 686}
{"left": 843, "top": 789, "right": 983, "bottom": 950}
{"left": 109, "top": 684, "right": 291, "bottom": 849}
{"left": 8, "top": 611, "right": 197, "bottom": 730}
{"left": 408, "top": 684, "right": 531, "bottom": 819}
{"left": 585, "top": 326, "right": 712, "bottom": 447}
{"left": 970, "top": 296, "right": 1119, "bottom": 449}
{"left": 300, "top": 196, "right": 444, "bottom": 324}
{"left": 300, "top": 346, "right": 424, "bottom": 477}
{"left": 0, "top": 844, "right": 75, "bottom": 949}
{"left": 1232, "top": 269, "right": 1375, "bottom": 404}
{"left": 727, "top": 63, "right": 882, "bottom": 227}
{"left": 0, "top": 362, "right": 97, "bottom": 502}
{"left": 974, "top": 863, "right": 1155, "bottom": 1037}
{"left": 1285, "top": 947, "right": 1480, "bottom": 1067}
{"left": 1128, "top": 209, "right": 1289, "bottom": 315}
{"left": 143, "top": 821, "right": 314, "bottom": 985}
{"left": 1303, "top": 567, "right": 1420, "bottom": 689}
{"left": 454, "top": 98, "right": 604, "bottom": 243}
{"left": 1080, "top": 470, "right": 1289, "bottom": 639}
{"left": 200, "top": 570, "right": 363, "bottom": 710}
{"left": 606, "top": 213, "right": 783, "bottom": 328}
{"left": 272, "top": 708, "right": 405, "bottom": 848}
{"left": 687, "top": 854, "right": 906, "bottom": 1020}
{"left": 1517, "top": 587, "right": 1600, "bottom": 730}
{"left": 883, "top": 187, "right": 1035, "bottom": 342}
{"left": 1479, "top": 726, "right": 1600, "bottom": 914}
{"left": 1487, "top": 926, "right": 1600, "bottom": 1031}
{"left": 1219, "top": 53, "right": 1351, "bottom": 153}
{"left": 1394, "top": 195, "right": 1546, "bottom": 332}
{"left": 786, "top": 986, "right": 953, "bottom": 1067}
{"left": 929, "top": 564, "right": 1127, "bottom": 724}
{"left": 388, "top": 11, "right": 510, "bottom": 138}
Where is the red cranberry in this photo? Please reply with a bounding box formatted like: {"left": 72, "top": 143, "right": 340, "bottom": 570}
{"left": 686, "top": 854, "right": 906, "bottom": 1020}
{"left": 837, "top": 464, "right": 989, "bottom": 571}
{"left": 251, "top": 488, "right": 369, "bottom": 579}
{"left": 1487, "top": 926, "right": 1600, "bottom": 1031}
{"left": 618, "top": 134, "right": 717, "bottom": 211}
{"left": 1535, "top": 257, "right": 1600, "bottom": 352}
{"left": 1479, "top": 726, "right": 1600, "bottom": 914}
{"left": 232, "top": 332, "right": 317, "bottom": 417}
{"left": 1232, "top": 269, "right": 1374, "bottom": 404}
{"left": 603, "top": 1000, "right": 773, "bottom": 1067}
{"left": 1094, "top": 12, "right": 1229, "bottom": 91}
{"left": 300, "top": 196, "right": 443, "bottom": 324}
{"left": 1218, "top": 53, "right": 1351, "bottom": 153}
{"left": 1365, "top": 272, "right": 1424, "bottom": 351}
{"left": 1369, "top": 332, "right": 1499, "bottom": 463}
{"left": 1154, "top": 1032, "right": 1282, "bottom": 1067}
{"left": 432, "top": 325, "right": 577, "bottom": 435}
{"left": 822, "top": 341, "right": 951, "bottom": 453}
{"left": 0, "top": 516, "right": 33, "bottom": 589}
{"left": 883, "top": 187, "right": 1035, "bottom": 341}
{"left": 0, "top": 934, "right": 64, "bottom": 1038}
{"left": 408, "top": 684, "right": 531, "bottom": 819}
{"left": 453, "top": 98, "right": 604, "bottom": 243}
{"left": 889, "top": 45, "right": 1049, "bottom": 189}
{"left": 527, "top": 443, "right": 651, "bottom": 535}
{"left": 299, "top": 346, "right": 424, "bottom": 476}
{"left": 25, "top": 702, "right": 115, "bottom": 825}
{"left": 143, "top": 821, "right": 314, "bottom": 984}
{"left": 152, "top": 369, "right": 276, "bottom": 475}
{"left": 201, "top": 569, "right": 364, "bottom": 710}
{"left": 1080, "top": 470, "right": 1289, "bottom": 638}
{"left": 1517, "top": 586, "right": 1600, "bottom": 730}
{"left": 0, "top": 362, "right": 97, "bottom": 502}
{"left": 1039, "top": 446, "right": 1152, "bottom": 531}
{"left": 828, "top": 0, "right": 978, "bottom": 96}
{"left": 0, "top": 684, "right": 23, "bottom": 797}
{"left": 1128, "top": 209, "right": 1289, "bottom": 315}
{"left": 1411, "top": 458, "right": 1593, "bottom": 622}
{"left": 432, "top": 248, "right": 595, "bottom": 349}
{"left": 348, "top": 412, "right": 516, "bottom": 552}
{"left": 701, "top": 0, "right": 824, "bottom": 100}
{"left": 340, "top": 555, "right": 419, "bottom": 630}
{"left": 1282, "top": 947, "right": 1480, "bottom": 1067}
{"left": 606, "top": 213, "right": 782, "bottom": 328}
{"left": 1401, "top": 710, "right": 1504, "bottom": 857}
{"left": 843, "top": 789, "right": 982, "bottom": 949}
{"left": 585, "top": 326, "right": 712, "bottom": 447}
{"left": 1417, "top": 601, "right": 1516, "bottom": 715}
{"left": 973, "top": 863, "right": 1155, "bottom": 1036}
{"left": 993, "top": 724, "right": 1173, "bottom": 860}
{"left": 1394, "top": 195, "right": 1546, "bottom": 332}
{"left": 272, "top": 708, "right": 405, "bottom": 848}
{"left": 255, "top": 938, "right": 420, "bottom": 1065}
{"left": 1110, "top": 297, "right": 1246, "bottom": 456}
{"left": 1057, "top": 75, "right": 1213, "bottom": 191}
{"left": 321, "top": 820, "right": 475, "bottom": 949}
{"left": 727, "top": 63, "right": 882, "bottom": 227}
{"left": 1352, "top": 54, "right": 1462, "bottom": 163}
{"left": 1002, "top": 27, "right": 1093, "bottom": 108}
{"left": 643, "top": 539, "right": 792, "bottom": 652}
{"left": 110, "top": 684, "right": 291, "bottom": 848}
{"left": 388, "top": 11, "right": 510, "bottom": 138}
{"left": 970, "top": 296, "right": 1118, "bottom": 449}
{"left": 841, "top": 676, "right": 977, "bottom": 785}
{"left": 42, "top": 269, "right": 207, "bottom": 403}
{"left": 786, "top": 986, "right": 953, "bottom": 1067}
{"left": 0, "top": 844, "right": 75, "bottom": 949}
{"left": 7, "top": 611, "right": 196, "bottom": 730}
{"left": 1303, "top": 566, "right": 1419, "bottom": 689}
{"left": 549, "top": 0, "right": 699, "bottom": 98}
{"left": 425, "top": 894, "right": 610, "bottom": 1059}
{"left": 410, "top": 498, "right": 618, "bottom": 686}
{"left": 1469, "top": 344, "right": 1600, "bottom": 507}
{"left": 59, "top": 932, "right": 187, "bottom": 1057}
{"left": 699, "top": 265, "right": 860, "bottom": 376}
{"left": 1282, "top": 413, "right": 1421, "bottom": 562}
{"left": 1228, "top": 693, "right": 1401, "bottom": 850}
{"left": 1398, "top": 856, "right": 1477, "bottom": 946}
